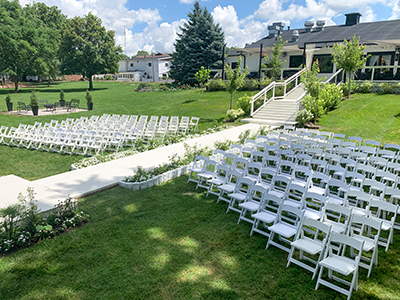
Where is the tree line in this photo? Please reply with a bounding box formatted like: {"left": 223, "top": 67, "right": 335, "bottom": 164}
{"left": 0, "top": 0, "right": 123, "bottom": 91}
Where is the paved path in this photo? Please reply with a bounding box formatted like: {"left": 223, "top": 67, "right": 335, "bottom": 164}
{"left": 0, "top": 123, "right": 263, "bottom": 211}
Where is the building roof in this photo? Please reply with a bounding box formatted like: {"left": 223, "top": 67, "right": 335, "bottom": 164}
{"left": 134, "top": 52, "right": 171, "bottom": 60}
{"left": 240, "top": 18, "right": 400, "bottom": 53}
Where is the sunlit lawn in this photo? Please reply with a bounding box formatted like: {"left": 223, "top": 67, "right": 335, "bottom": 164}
{"left": 319, "top": 93, "right": 400, "bottom": 144}
{"left": 0, "top": 81, "right": 249, "bottom": 180}
{"left": 1, "top": 176, "right": 399, "bottom": 299}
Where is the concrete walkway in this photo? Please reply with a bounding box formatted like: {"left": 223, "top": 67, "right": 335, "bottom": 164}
{"left": 0, "top": 123, "right": 263, "bottom": 211}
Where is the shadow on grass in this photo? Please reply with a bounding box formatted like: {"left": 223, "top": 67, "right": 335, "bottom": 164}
{"left": 0, "top": 87, "right": 108, "bottom": 95}
{"left": 182, "top": 99, "right": 197, "bottom": 104}
{"left": 0, "top": 176, "right": 394, "bottom": 299}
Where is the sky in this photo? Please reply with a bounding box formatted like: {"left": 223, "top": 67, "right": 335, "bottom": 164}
{"left": 19, "top": 0, "right": 400, "bottom": 57}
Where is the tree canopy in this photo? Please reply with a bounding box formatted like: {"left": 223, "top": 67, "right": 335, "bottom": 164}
{"left": 0, "top": 0, "right": 65, "bottom": 91}
{"left": 225, "top": 57, "right": 248, "bottom": 109}
{"left": 332, "top": 35, "right": 367, "bottom": 98}
{"left": 60, "top": 13, "right": 123, "bottom": 90}
{"left": 134, "top": 50, "right": 149, "bottom": 57}
{"left": 264, "top": 36, "right": 287, "bottom": 80}
{"left": 170, "top": 1, "right": 225, "bottom": 85}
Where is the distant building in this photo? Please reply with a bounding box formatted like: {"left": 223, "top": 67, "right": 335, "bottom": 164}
{"left": 118, "top": 53, "right": 171, "bottom": 82}
{"left": 226, "top": 13, "right": 400, "bottom": 81}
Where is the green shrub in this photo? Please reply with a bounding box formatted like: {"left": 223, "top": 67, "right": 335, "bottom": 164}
{"left": 226, "top": 108, "right": 244, "bottom": 121}
{"left": 359, "top": 80, "right": 373, "bottom": 93}
{"left": 320, "top": 83, "right": 342, "bottom": 111}
{"left": 238, "top": 79, "right": 259, "bottom": 91}
{"left": 341, "top": 80, "right": 357, "bottom": 96}
{"left": 302, "top": 95, "right": 325, "bottom": 118}
{"left": 30, "top": 90, "right": 38, "bottom": 106}
{"left": 296, "top": 109, "right": 313, "bottom": 127}
{"left": 206, "top": 79, "right": 226, "bottom": 91}
{"left": 259, "top": 78, "right": 273, "bottom": 89}
{"left": 237, "top": 94, "right": 252, "bottom": 115}
{"left": 378, "top": 82, "right": 395, "bottom": 94}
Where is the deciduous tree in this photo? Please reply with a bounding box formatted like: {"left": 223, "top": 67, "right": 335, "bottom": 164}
{"left": 225, "top": 57, "right": 248, "bottom": 109}
{"left": 60, "top": 13, "right": 123, "bottom": 90}
{"left": 332, "top": 35, "right": 367, "bottom": 98}
{"left": 264, "top": 36, "right": 287, "bottom": 80}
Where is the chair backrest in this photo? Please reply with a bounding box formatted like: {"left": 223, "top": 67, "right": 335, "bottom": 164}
{"left": 369, "top": 199, "right": 398, "bottom": 220}
{"left": 321, "top": 203, "right": 352, "bottom": 233}
{"left": 274, "top": 204, "right": 304, "bottom": 230}
{"left": 375, "top": 169, "right": 398, "bottom": 187}
{"left": 191, "top": 155, "right": 207, "bottom": 170}
{"left": 327, "top": 178, "right": 349, "bottom": 199}
{"left": 278, "top": 160, "right": 295, "bottom": 177}
{"left": 332, "top": 133, "right": 346, "bottom": 141}
{"left": 369, "top": 156, "right": 389, "bottom": 170}
{"left": 222, "top": 152, "right": 237, "bottom": 167}
{"left": 244, "top": 162, "right": 262, "bottom": 181}
{"left": 256, "top": 135, "right": 268, "bottom": 144}
{"left": 340, "top": 157, "right": 357, "bottom": 172}
{"left": 258, "top": 167, "right": 276, "bottom": 187}
{"left": 356, "top": 163, "right": 377, "bottom": 179}
{"left": 228, "top": 144, "right": 242, "bottom": 156}
{"left": 264, "top": 155, "right": 280, "bottom": 170}
{"left": 250, "top": 151, "right": 264, "bottom": 164}
{"left": 310, "top": 172, "right": 330, "bottom": 191}
{"left": 233, "top": 177, "right": 254, "bottom": 194}
{"left": 285, "top": 181, "right": 307, "bottom": 205}
{"left": 302, "top": 192, "right": 327, "bottom": 220}
{"left": 326, "top": 232, "right": 364, "bottom": 261}
{"left": 363, "top": 178, "right": 386, "bottom": 199}
{"left": 271, "top": 174, "right": 291, "bottom": 194}
{"left": 293, "top": 165, "right": 312, "bottom": 185}
{"left": 364, "top": 139, "right": 381, "bottom": 148}
{"left": 295, "top": 216, "right": 331, "bottom": 245}
{"left": 223, "top": 169, "right": 242, "bottom": 186}
{"left": 243, "top": 139, "right": 257, "bottom": 149}
{"left": 201, "top": 159, "right": 218, "bottom": 174}
{"left": 349, "top": 214, "right": 382, "bottom": 240}
{"left": 345, "top": 189, "right": 372, "bottom": 212}
{"left": 246, "top": 185, "right": 268, "bottom": 205}
{"left": 233, "top": 157, "right": 249, "bottom": 173}
{"left": 240, "top": 147, "right": 253, "bottom": 159}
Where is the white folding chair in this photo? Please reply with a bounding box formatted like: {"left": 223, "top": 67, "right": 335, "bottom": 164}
{"left": 287, "top": 217, "right": 331, "bottom": 279}
{"left": 266, "top": 204, "right": 304, "bottom": 252}
{"left": 368, "top": 200, "right": 398, "bottom": 251}
{"left": 217, "top": 169, "right": 242, "bottom": 204}
{"left": 250, "top": 193, "right": 283, "bottom": 237}
{"left": 256, "top": 167, "right": 276, "bottom": 191}
{"left": 316, "top": 233, "right": 364, "bottom": 300}
{"left": 187, "top": 155, "right": 207, "bottom": 184}
{"left": 238, "top": 185, "right": 268, "bottom": 224}
{"left": 345, "top": 189, "right": 371, "bottom": 217}
{"left": 302, "top": 192, "right": 327, "bottom": 220}
{"left": 348, "top": 214, "right": 382, "bottom": 278}
{"left": 326, "top": 178, "right": 349, "bottom": 205}
{"left": 308, "top": 172, "right": 330, "bottom": 196}
{"left": 195, "top": 159, "right": 218, "bottom": 190}
{"left": 321, "top": 203, "right": 352, "bottom": 234}
{"left": 206, "top": 164, "right": 230, "bottom": 197}
{"left": 227, "top": 177, "right": 254, "bottom": 214}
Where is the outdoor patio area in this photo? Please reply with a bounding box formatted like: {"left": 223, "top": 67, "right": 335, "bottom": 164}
{"left": 2, "top": 107, "right": 88, "bottom": 117}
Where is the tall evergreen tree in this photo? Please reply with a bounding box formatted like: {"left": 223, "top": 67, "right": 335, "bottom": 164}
{"left": 170, "top": 2, "right": 225, "bottom": 85}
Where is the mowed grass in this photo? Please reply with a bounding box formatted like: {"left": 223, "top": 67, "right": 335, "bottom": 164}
{"left": 0, "top": 81, "right": 249, "bottom": 180}
{"left": 319, "top": 93, "right": 400, "bottom": 144}
{"left": 1, "top": 176, "right": 399, "bottom": 300}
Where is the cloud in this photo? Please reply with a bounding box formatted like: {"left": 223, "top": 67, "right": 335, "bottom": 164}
{"left": 212, "top": 5, "right": 268, "bottom": 48}
{"left": 180, "top": 0, "right": 195, "bottom": 3}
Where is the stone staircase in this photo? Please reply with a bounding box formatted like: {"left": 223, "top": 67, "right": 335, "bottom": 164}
{"left": 243, "top": 85, "right": 306, "bottom": 127}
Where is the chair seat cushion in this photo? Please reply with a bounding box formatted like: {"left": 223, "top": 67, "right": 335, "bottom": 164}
{"left": 251, "top": 211, "right": 276, "bottom": 224}
{"left": 269, "top": 223, "right": 297, "bottom": 238}
{"left": 352, "top": 235, "right": 375, "bottom": 252}
{"left": 319, "top": 255, "right": 356, "bottom": 276}
{"left": 229, "top": 193, "right": 247, "bottom": 201}
{"left": 291, "top": 237, "right": 323, "bottom": 255}
{"left": 218, "top": 184, "right": 235, "bottom": 193}
{"left": 239, "top": 201, "right": 259, "bottom": 212}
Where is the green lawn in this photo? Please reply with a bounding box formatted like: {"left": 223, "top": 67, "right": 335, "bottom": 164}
{"left": 1, "top": 176, "right": 399, "bottom": 300}
{"left": 319, "top": 93, "right": 400, "bottom": 144}
{"left": 0, "top": 81, "right": 249, "bottom": 180}
{"left": 2, "top": 90, "right": 400, "bottom": 299}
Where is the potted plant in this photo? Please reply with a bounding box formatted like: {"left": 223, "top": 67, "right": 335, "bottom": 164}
{"left": 59, "top": 90, "right": 65, "bottom": 107}
{"left": 30, "top": 90, "right": 39, "bottom": 116}
{"left": 5, "top": 93, "right": 12, "bottom": 111}
{"left": 85, "top": 90, "right": 93, "bottom": 110}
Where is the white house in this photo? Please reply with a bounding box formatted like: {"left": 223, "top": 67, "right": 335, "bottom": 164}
{"left": 118, "top": 53, "right": 171, "bottom": 82}
{"left": 226, "top": 13, "right": 400, "bottom": 82}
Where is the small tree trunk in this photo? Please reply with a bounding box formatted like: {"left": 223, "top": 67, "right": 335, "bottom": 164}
{"left": 14, "top": 78, "right": 19, "bottom": 92}
{"left": 347, "top": 72, "right": 351, "bottom": 99}
{"left": 89, "top": 76, "right": 93, "bottom": 91}
{"left": 315, "top": 97, "right": 318, "bottom": 124}
{"left": 230, "top": 93, "right": 233, "bottom": 109}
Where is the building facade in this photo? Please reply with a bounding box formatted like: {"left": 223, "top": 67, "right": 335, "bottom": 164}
{"left": 226, "top": 13, "right": 400, "bottom": 81}
{"left": 118, "top": 53, "right": 171, "bottom": 82}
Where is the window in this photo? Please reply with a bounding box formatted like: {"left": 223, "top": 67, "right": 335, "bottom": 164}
{"left": 165, "top": 63, "right": 168, "bottom": 67}
{"left": 231, "top": 62, "right": 238, "bottom": 69}
{"left": 312, "top": 54, "right": 333, "bottom": 73}
{"left": 289, "top": 55, "right": 303, "bottom": 68}
{"left": 148, "top": 63, "right": 152, "bottom": 67}
{"left": 130, "top": 63, "right": 134, "bottom": 67}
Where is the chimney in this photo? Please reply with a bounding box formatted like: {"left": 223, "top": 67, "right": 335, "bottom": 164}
{"left": 345, "top": 12, "right": 362, "bottom": 26}
{"left": 304, "top": 20, "right": 314, "bottom": 32}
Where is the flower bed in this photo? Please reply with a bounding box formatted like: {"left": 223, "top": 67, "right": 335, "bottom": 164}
{"left": 0, "top": 188, "right": 90, "bottom": 255}
{"left": 71, "top": 124, "right": 231, "bottom": 170}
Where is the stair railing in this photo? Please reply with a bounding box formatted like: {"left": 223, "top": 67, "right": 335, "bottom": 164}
{"left": 250, "top": 68, "right": 306, "bottom": 117}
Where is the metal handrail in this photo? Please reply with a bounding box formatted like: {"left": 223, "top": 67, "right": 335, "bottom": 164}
{"left": 250, "top": 68, "right": 306, "bottom": 116}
